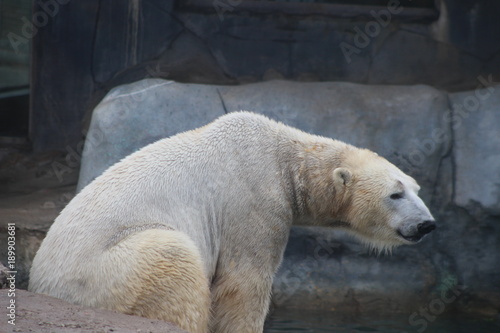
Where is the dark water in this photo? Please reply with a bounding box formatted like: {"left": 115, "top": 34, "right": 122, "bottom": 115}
{"left": 264, "top": 310, "right": 500, "bottom": 333}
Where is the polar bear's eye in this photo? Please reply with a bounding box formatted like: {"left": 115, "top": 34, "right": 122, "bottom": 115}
{"left": 390, "top": 192, "right": 404, "bottom": 200}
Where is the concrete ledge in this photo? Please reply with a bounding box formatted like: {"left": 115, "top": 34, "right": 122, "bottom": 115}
{"left": 0, "top": 289, "right": 187, "bottom": 333}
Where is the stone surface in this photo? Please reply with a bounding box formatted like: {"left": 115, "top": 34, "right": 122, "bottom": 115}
{"left": 0, "top": 186, "right": 76, "bottom": 288}
{"left": 79, "top": 79, "right": 451, "bottom": 202}
{"left": 8, "top": 0, "right": 500, "bottom": 323}
{"left": 0, "top": 148, "right": 80, "bottom": 289}
{"left": 272, "top": 227, "right": 437, "bottom": 314}
{"left": 368, "top": 30, "right": 482, "bottom": 89}
{"left": 43, "top": 79, "right": 500, "bottom": 319}
{"left": 0, "top": 289, "right": 187, "bottom": 332}
{"left": 77, "top": 79, "right": 225, "bottom": 191}
{"left": 451, "top": 84, "right": 500, "bottom": 214}
{"left": 91, "top": 0, "right": 180, "bottom": 84}
{"left": 218, "top": 80, "right": 451, "bottom": 202}
{"left": 31, "top": 0, "right": 500, "bottom": 151}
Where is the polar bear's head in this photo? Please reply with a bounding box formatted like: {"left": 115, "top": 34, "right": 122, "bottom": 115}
{"left": 330, "top": 148, "right": 435, "bottom": 252}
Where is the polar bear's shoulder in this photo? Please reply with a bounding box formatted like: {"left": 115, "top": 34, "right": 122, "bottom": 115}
{"left": 206, "top": 111, "right": 313, "bottom": 142}
{"left": 208, "top": 111, "right": 280, "bottom": 132}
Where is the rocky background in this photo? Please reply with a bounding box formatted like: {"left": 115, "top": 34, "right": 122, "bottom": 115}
{"left": 1, "top": 0, "right": 500, "bottom": 329}
{"left": 74, "top": 79, "right": 500, "bottom": 319}
{"left": 29, "top": 0, "right": 500, "bottom": 151}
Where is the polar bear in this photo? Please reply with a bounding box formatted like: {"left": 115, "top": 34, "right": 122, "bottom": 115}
{"left": 29, "top": 112, "right": 435, "bottom": 333}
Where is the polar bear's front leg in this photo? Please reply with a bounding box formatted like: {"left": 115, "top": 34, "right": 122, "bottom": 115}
{"left": 209, "top": 270, "right": 273, "bottom": 333}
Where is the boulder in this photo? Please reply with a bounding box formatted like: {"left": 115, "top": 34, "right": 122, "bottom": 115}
{"left": 451, "top": 84, "right": 500, "bottom": 214}
{"left": 74, "top": 79, "right": 500, "bottom": 317}
{"left": 75, "top": 79, "right": 460, "bottom": 315}
{"left": 79, "top": 79, "right": 451, "bottom": 203}
{"left": 77, "top": 79, "right": 225, "bottom": 191}
{"left": 218, "top": 80, "right": 451, "bottom": 201}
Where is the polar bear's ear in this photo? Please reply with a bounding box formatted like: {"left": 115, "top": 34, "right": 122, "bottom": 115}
{"left": 333, "top": 168, "right": 352, "bottom": 187}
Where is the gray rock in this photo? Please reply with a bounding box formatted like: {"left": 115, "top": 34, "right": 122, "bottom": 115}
{"left": 218, "top": 80, "right": 451, "bottom": 201}
{"left": 368, "top": 30, "right": 482, "bottom": 89}
{"left": 91, "top": 1, "right": 181, "bottom": 84}
{"left": 156, "top": 31, "right": 235, "bottom": 85}
{"left": 451, "top": 84, "right": 500, "bottom": 214}
{"left": 31, "top": 0, "right": 500, "bottom": 152}
{"left": 79, "top": 79, "right": 500, "bottom": 316}
{"left": 272, "top": 227, "right": 434, "bottom": 314}
{"left": 80, "top": 79, "right": 451, "bottom": 203}
{"left": 77, "top": 79, "right": 225, "bottom": 191}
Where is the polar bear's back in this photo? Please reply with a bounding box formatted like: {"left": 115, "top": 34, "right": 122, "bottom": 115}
{"left": 61, "top": 111, "right": 284, "bottom": 231}
{"left": 29, "top": 112, "right": 296, "bottom": 297}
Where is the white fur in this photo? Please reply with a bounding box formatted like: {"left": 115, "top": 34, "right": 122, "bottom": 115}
{"left": 29, "top": 112, "right": 434, "bottom": 332}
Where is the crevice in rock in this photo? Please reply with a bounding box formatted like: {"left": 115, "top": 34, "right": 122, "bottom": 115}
{"left": 429, "top": 95, "right": 455, "bottom": 209}
{"left": 166, "top": 13, "right": 238, "bottom": 83}
{"left": 444, "top": 92, "right": 458, "bottom": 205}
{"left": 90, "top": 0, "right": 103, "bottom": 85}
{"left": 216, "top": 88, "right": 228, "bottom": 114}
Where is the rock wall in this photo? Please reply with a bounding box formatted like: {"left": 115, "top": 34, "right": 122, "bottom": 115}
{"left": 76, "top": 79, "right": 500, "bottom": 317}
{"left": 31, "top": 0, "right": 500, "bottom": 151}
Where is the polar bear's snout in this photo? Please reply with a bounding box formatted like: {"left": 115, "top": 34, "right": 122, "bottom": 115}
{"left": 398, "top": 219, "right": 436, "bottom": 243}
{"left": 418, "top": 220, "right": 437, "bottom": 235}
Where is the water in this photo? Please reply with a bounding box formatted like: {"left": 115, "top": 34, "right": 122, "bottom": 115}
{"left": 264, "top": 310, "right": 500, "bottom": 333}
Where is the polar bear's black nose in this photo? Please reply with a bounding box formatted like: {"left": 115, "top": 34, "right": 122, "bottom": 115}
{"left": 417, "top": 220, "right": 436, "bottom": 235}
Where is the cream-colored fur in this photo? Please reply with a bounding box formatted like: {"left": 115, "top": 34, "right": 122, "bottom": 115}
{"left": 29, "top": 112, "right": 434, "bottom": 332}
